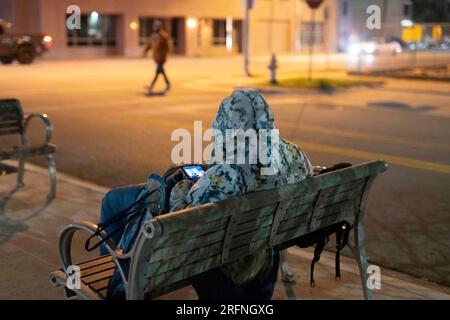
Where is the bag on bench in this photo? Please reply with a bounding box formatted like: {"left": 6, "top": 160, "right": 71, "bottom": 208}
{"left": 294, "top": 162, "right": 353, "bottom": 287}
{"left": 295, "top": 220, "right": 352, "bottom": 287}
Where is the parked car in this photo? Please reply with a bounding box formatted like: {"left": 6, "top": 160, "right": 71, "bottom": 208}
{"left": 0, "top": 19, "right": 52, "bottom": 64}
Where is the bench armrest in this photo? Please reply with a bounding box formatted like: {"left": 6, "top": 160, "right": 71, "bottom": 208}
{"left": 22, "top": 113, "right": 53, "bottom": 146}
{"left": 58, "top": 221, "right": 128, "bottom": 271}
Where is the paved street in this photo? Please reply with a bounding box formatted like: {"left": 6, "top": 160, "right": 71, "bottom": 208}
{"left": 1, "top": 56, "right": 449, "bottom": 287}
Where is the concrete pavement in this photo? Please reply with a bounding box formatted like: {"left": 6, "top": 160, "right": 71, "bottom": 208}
{"left": 1, "top": 161, "right": 449, "bottom": 300}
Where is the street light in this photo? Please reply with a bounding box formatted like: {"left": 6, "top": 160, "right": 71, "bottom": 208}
{"left": 129, "top": 21, "right": 138, "bottom": 30}
{"left": 187, "top": 18, "right": 197, "bottom": 29}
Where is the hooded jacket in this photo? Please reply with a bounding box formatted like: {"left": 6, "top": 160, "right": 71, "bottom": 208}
{"left": 170, "top": 89, "right": 313, "bottom": 286}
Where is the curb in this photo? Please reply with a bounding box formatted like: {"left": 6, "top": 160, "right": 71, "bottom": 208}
{"left": 3, "top": 160, "right": 110, "bottom": 194}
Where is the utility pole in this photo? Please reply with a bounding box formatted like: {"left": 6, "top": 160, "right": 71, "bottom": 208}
{"left": 308, "top": 8, "right": 315, "bottom": 81}
{"left": 305, "top": 0, "right": 324, "bottom": 81}
{"left": 243, "top": 0, "right": 254, "bottom": 76}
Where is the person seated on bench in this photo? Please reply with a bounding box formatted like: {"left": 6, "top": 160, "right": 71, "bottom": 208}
{"left": 98, "top": 89, "right": 313, "bottom": 299}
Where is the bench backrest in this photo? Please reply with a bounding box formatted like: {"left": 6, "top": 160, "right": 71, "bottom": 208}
{"left": 127, "top": 160, "right": 388, "bottom": 299}
{"left": 0, "top": 99, "right": 24, "bottom": 136}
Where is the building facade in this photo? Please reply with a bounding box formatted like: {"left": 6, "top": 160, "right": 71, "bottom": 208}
{"left": 337, "top": 0, "right": 413, "bottom": 51}
{"left": 0, "top": 0, "right": 410, "bottom": 58}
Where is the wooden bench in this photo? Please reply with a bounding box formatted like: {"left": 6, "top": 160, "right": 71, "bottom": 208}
{"left": 50, "top": 160, "right": 388, "bottom": 300}
{"left": 0, "top": 99, "right": 56, "bottom": 200}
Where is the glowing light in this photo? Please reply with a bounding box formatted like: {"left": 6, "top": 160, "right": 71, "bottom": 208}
{"left": 364, "top": 54, "right": 375, "bottom": 64}
{"left": 43, "top": 35, "right": 52, "bottom": 43}
{"left": 130, "top": 21, "right": 138, "bottom": 30}
{"left": 401, "top": 19, "right": 413, "bottom": 27}
{"left": 348, "top": 42, "right": 376, "bottom": 55}
{"left": 90, "top": 11, "right": 99, "bottom": 20}
{"left": 88, "top": 11, "right": 99, "bottom": 36}
{"left": 187, "top": 18, "right": 197, "bottom": 29}
{"left": 226, "top": 17, "right": 233, "bottom": 52}
{"left": 364, "top": 43, "right": 376, "bottom": 54}
{"left": 348, "top": 43, "right": 361, "bottom": 55}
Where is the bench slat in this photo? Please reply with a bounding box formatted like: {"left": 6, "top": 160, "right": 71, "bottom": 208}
{"left": 83, "top": 268, "right": 115, "bottom": 285}
{"left": 0, "top": 112, "right": 19, "bottom": 118}
{"left": 151, "top": 229, "right": 227, "bottom": 261}
{"left": 0, "top": 119, "right": 20, "bottom": 126}
{"left": 0, "top": 99, "right": 22, "bottom": 137}
{"left": 0, "top": 127, "right": 21, "bottom": 136}
{"left": 145, "top": 254, "right": 222, "bottom": 291}
{"left": 153, "top": 204, "right": 278, "bottom": 249}
{"left": 275, "top": 209, "right": 357, "bottom": 245}
{"left": 88, "top": 278, "right": 112, "bottom": 298}
{"left": 153, "top": 218, "right": 229, "bottom": 247}
{"left": 150, "top": 204, "right": 277, "bottom": 260}
{"left": 77, "top": 255, "right": 113, "bottom": 269}
{"left": 144, "top": 242, "right": 224, "bottom": 276}
{"left": 81, "top": 262, "right": 115, "bottom": 278}
{"left": 146, "top": 235, "right": 276, "bottom": 290}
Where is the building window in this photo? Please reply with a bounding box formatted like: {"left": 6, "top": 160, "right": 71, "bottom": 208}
{"left": 212, "top": 19, "right": 226, "bottom": 45}
{"left": 342, "top": 1, "right": 348, "bottom": 16}
{"left": 300, "top": 22, "right": 324, "bottom": 46}
{"left": 403, "top": 4, "right": 411, "bottom": 17}
{"left": 67, "top": 13, "right": 117, "bottom": 47}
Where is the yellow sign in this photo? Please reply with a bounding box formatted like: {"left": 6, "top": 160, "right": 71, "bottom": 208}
{"left": 432, "top": 26, "right": 442, "bottom": 41}
{"left": 402, "top": 25, "right": 422, "bottom": 42}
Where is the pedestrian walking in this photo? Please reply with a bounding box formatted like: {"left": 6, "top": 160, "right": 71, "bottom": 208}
{"left": 143, "top": 20, "right": 171, "bottom": 94}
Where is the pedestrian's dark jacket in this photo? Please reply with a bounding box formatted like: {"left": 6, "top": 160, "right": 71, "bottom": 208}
{"left": 145, "top": 31, "right": 169, "bottom": 64}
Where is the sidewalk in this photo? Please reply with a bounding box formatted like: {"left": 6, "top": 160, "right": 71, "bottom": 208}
{"left": 0, "top": 161, "right": 449, "bottom": 300}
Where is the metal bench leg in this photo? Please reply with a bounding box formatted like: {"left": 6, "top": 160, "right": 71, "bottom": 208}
{"left": 16, "top": 156, "right": 26, "bottom": 189}
{"left": 351, "top": 220, "right": 373, "bottom": 300}
{"left": 280, "top": 249, "right": 295, "bottom": 283}
{"left": 46, "top": 154, "right": 57, "bottom": 200}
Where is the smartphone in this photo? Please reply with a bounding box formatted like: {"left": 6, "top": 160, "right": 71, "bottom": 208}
{"left": 181, "top": 165, "right": 206, "bottom": 180}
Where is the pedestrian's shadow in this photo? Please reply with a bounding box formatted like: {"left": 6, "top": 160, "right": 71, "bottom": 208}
{"left": 144, "top": 91, "right": 166, "bottom": 97}
{"left": 0, "top": 187, "right": 54, "bottom": 245}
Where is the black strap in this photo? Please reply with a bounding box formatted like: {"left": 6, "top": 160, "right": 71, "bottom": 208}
{"left": 85, "top": 204, "right": 150, "bottom": 252}
{"left": 84, "top": 189, "right": 156, "bottom": 252}
{"left": 335, "top": 222, "right": 352, "bottom": 281}
{"left": 310, "top": 235, "right": 329, "bottom": 287}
